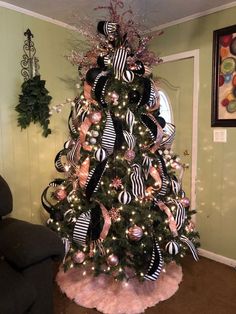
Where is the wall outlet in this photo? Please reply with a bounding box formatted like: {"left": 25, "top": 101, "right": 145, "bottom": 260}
{"left": 213, "top": 129, "right": 227, "bottom": 143}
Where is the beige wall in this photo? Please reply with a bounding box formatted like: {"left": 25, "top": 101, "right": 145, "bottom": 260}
{"left": 150, "top": 7, "right": 236, "bottom": 260}
{"left": 1, "top": 4, "right": 235, "bottom": 260}
{"left": 0, "top": 6, "right": 78, "bottom": 223}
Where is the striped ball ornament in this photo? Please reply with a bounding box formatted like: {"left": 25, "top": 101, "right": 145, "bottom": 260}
{"left": 165, "top": 240, "right": 179, "bottom": 255}
{"left": 122, "top": 70, "right": 134, "bottom": 83}
{"left": 94, "top": 148, "right": 107, "bottom": 162}
{"left": 118, "top": 190, "right": 132, "bottom": 204}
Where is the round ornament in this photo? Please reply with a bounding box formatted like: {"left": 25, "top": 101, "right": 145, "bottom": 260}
{"left": 226, "top": 100, "right": 236, "bottom": 113}
{"left": 91, "top": 130, "right": 99, "bottom": 137}
{"left": 118, "top": 190, "right": 132, "bottom": 204}
{"left": 107, "top": 254, "right": 119, "bottom": 267}
{"left": 89, "top": 137, "right": 97, "bottom": 145}
{"left": 54, "top": 188, "right": 67, "bottom": 201}
{"left": 128, "top": 225, "right": 143, "bottom": 241}
{"left": 94, "top": 148, "right": 107, "bottom": 161}
{"left": 85, "top": 68, "right": 102, "bottom": 85}
{"left": 123, "top": 70, "right": 134, "bottom": 83}
{"left": 220, "top": 34, "right": 233, "bottom": 47}
{"left": 124, "top": 149, "right": 135, "bottom": 161}
{"left": 73, "top": 251, "right": 86, "bottom": 264}
{"left": 165, "top": 241, "right": 179, "bottom": 255}
{"left": 128, "top": 90, "right": 140, "bottom": 104}
{"left": 180, "top": 197, "right": 190, "bottom": 208}
{"left": 89, "top": 111, "right": 102, "bottom": 124}
{"left": 221, "top": 57, "right": 235, "bottom": 75}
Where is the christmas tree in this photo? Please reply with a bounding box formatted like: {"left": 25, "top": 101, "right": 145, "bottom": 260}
{"left": 42, "top": 0, "right": 200, "bottom": 299}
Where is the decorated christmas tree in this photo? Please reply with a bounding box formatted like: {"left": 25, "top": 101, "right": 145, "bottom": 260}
{"left": 42, "top": 1, "right": 200, "bottom": 312}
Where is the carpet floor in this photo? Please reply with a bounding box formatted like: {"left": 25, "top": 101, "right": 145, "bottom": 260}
{"left": 53, "top": 255, "right": 236, "bottom": 314}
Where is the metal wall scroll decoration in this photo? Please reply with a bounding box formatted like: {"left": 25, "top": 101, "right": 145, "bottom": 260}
{"left": 21, "top": 28, "right": 40, "bottom": 81}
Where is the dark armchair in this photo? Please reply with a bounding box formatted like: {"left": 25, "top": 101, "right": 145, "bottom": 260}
{"left": 0, "top": 175, "right": 64, "bottom": 314}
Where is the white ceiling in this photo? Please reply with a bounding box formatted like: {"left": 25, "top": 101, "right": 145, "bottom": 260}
{"left": 2, "top": 0, "right": 236, "bottom": 30}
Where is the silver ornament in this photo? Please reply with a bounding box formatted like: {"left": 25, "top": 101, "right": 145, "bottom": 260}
{"left": 90, "top": 137, "right": 97, "bottom": 145}
{"left": 91, "top": 130, "right": 99, "bottom": 137}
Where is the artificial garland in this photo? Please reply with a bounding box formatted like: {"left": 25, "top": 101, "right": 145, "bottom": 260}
{"left": 15, "top": 75, "right": 52, "bottom": 137}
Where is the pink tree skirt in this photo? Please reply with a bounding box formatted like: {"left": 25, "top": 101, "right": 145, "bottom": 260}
{"left": 56, "top": 262, "right": 182, "bottom": 314}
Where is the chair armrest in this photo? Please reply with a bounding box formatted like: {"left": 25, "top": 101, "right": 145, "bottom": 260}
{"left": 0, "top": 218, "right": 64, "bottom": 269}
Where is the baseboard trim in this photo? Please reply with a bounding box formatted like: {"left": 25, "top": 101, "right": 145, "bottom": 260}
{"left": 198, "top": 248, "right": 236, "bottom": 268}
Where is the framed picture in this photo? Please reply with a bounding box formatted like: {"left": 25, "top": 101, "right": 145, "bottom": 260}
{"left": 211, "top": 24, "right": 236, "bottom": 127}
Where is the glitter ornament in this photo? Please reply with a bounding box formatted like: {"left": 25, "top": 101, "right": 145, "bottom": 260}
{"left": 180, "top": 197, "right": 190, "bottom": 208}
{"left": 73, "top": 250, "right": 86, "bottom": 264}
{"left": 107, "top": 254, "right": 119, "bottom": 267}
{"left": 89, "top": 137, "right": 97, "bottom": 145}
{"left": 118, "top": 190, "right": 132, "bottom": 204}
{"left": 111, "top": 176, "right": 122, "bottom": 189}
{"left": 165, "top": 241, "right": 179, "bottom": 255}
{"left": 124, "top": 149, "right": 135, "bottom": 161}
{"left": 109, "top": 207, "right": 121, "bottom": 221}
{"left": 128, "top": 225, "right": 143, "bottom": 241}
{"left": 54, "top": 188, "right": 67, "bottom": 201}
{"left": 91, "top": 130, "right": 99, "bottom": 137}
{"left": 89, "top": 111, "right": 102, "bottom": 124}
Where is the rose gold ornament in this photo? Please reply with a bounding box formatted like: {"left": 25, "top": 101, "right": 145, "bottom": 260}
{"left": 124, "top": 149, "right": 135, "bottom": 161}
{"left": 109, "top": 207, "right": 121, "bottom": 221}
{"left": 89, "top": 111, "right": 102, "bottom": 124}
{"left": 180, "top": 197, "right": 190, "bottom": 207}
{"left": 107, "top": 254, "right": 119, "bottom": 267}
{"left": 128, "top": 225, "right": 143, "bottom": 241}
{"left": 111, "top": 176, "right": 122, "bottom": 189}
{"left": 54, "top": 188, "right": 67, "bottom": 201}
{"left": 73, "top": 250, "right": 86, "bottom": 264}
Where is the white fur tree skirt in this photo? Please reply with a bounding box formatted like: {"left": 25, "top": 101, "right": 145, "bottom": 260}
{"left": 56, "top": 262, "right": 182, "bottom": 314}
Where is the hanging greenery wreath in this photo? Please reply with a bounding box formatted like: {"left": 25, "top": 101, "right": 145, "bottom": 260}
{"left": 15, "top": 75, "right": 52, "bottom": 137}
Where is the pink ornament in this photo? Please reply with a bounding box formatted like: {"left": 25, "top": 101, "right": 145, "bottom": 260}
{"left": 54, "top": 188, "right": 67, "bottom": 201}
{"left": 73, "top": 251, "right": 86, "bottom": 264}
{"left": 111, "top": 176, "right": 122, "bottom": 189}
{"left": 128, "top": 225, "right": 143, "bottom": 241}
{"left": 107, "top": 254, "right": 119, "bottom": 267}
{"left": 180, "top": 197, "right": 190, "bottom": 208}
{"left": 124, "top": 149, "right": 135, "bottom": 161}
{"left": 89, "top": 111, "right": 102, "bottom": 124}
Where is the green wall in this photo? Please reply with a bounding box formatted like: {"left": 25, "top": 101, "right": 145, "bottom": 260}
{"left": 150, "top": 7, "right": 236, "bottom": 260}
{"left": 1, "top": 4, "right": 235, "bottom": 261}
{"left": 0, "top": 6, "right": 78, "bottom": 223}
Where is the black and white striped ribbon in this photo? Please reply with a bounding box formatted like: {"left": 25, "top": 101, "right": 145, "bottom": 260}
{"left": 85, "top": 159, "right": 108, "bottom": 200}
{"left": 123, "top": 130, "right": 136, "bottom": 150}
{"left": 148, "top": 83, "right": 156, "bottom": 108}
{"left": 142, "top": 155, "right": 152, "bottom": 180}
{"left": 160, "top": 123, "right": 176, "bottom": 148}
{"left": 61, "top": 237, "right": 71, "bottom": 264}
{"left": 144, "top": 239, "right": 164, "bottom": 281}
{"left": 173, "top": 200, "right": 186, "bottom": 230}
{"left": 101, "top": 111, "right": 116, "bottom": 155}
{"left": 171, "top": 178, "right": 181, "bottom": 195}
{"left": 130, "top": 164, "right": 145, "bottom": 198}
{"left": 73, "top": 210, "right": 91, "bottom": 246}
{"left": 54, "top": 150, "right": 68, "bottom": 172}
{"left": 112, "top": 47, "right": 128, "bottom": 80}
{"left": 180, "top": 235, "right": 199, "bottom": 261}
{"left": 125, "top": 109, "right": 135, "bottom": 133}
{"left": 67, "top": 138, "right": 81, "bottom": 168}
{"left": 156, "top": 156, "right": 169, "bottom": 197}
{"left": 103, "top": 22, "right": 117, "bottom": 36}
